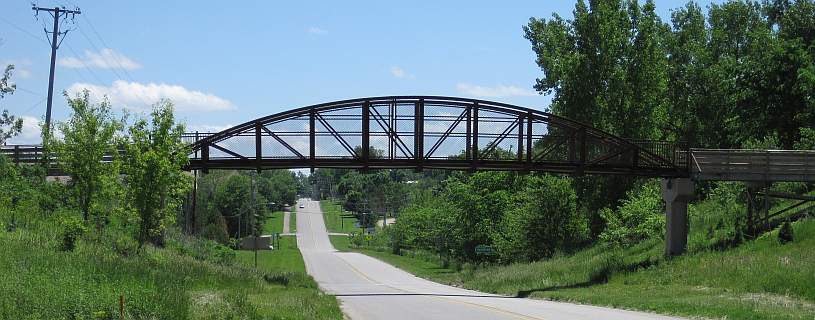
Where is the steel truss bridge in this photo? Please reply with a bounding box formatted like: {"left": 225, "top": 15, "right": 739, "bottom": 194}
{"left": 5, "top": 96, "right": 814, "bottom": 181}
{"left": 178, "top": 96, "right": 687, "bottom": 176}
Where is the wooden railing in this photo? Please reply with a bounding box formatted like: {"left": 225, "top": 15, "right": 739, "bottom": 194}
{"left": 690, "top": 149, "right": 815, "bottom": 182}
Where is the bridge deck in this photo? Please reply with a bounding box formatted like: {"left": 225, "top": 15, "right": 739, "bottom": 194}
{"left": 4, "top": 144, "right": 814, "bottom": 182}
{"left": 690, "top": 149, "right": 815, "bottom": 182}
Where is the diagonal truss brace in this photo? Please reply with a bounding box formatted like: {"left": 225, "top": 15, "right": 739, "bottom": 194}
{"left": 424, "top": 108, "right": 468, "bottom": 159}
{"left": 369, "top": 106, "right": 414, "bottom": 159}
{"left": 260, "top": 125, "right": 306, "bottom": 159}
{"left": 210, "top": 143, "right": 248, "bottom": 160}
{"left": 315, "top": 113, "right": 359, "bottom": 158}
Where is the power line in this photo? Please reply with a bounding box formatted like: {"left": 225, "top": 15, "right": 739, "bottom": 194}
{"left": 0, "top": 15, "right": 48, "bottom": 45}
{"left": 53, "top": 0, "right": 152, "bottom": 106}
{"left": 21, "top": 97, "right": 48, "bottom": 116}
{"left": 13, "top": 86, "right": 46, "bottom": 98}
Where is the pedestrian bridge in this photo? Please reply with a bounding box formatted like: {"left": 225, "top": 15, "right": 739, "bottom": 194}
{"left": 180, "top": 96, "right": 690, "bottom": 177}
{"left": 2, "top": 95, "right": 813, "bottom": 256}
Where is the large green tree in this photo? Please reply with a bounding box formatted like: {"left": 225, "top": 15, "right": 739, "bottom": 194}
{"left": 49, "top": 91, "right": 123, "bottom": 223}
{"left": 122, "top": 101, "right": 190, "bottom": 247}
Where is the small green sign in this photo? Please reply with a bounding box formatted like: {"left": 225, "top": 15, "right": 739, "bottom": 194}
{"left": 475, "top": 245, "right": 494, "bottom": 255}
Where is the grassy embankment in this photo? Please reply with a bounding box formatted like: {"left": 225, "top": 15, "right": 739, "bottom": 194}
{"left": 0, "top": 210, "right": 342, "bottom": 319}
{"left": 320, "top": 201, "right": 364, "bottom": 234}
{"left": 289, "top": 206, "right": 297, "bottom": 233}
{"left": 320, "top": 199, "right": 815, "bottom": 320}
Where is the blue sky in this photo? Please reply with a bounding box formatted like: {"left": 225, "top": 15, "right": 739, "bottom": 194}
{"left": 2, "top": 0, "right": 715, "bottom": 144}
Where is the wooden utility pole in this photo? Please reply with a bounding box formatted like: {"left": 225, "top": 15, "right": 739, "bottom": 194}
{"left": 32, "top": 6, "right": 81, "bottom": 136}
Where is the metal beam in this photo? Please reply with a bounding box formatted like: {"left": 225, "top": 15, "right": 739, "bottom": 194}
{"left": 255, "top": 123, "right": 262, "bottom": 172}
{"left": 261, "top": 126, "right": 305, "bottom": 159}
{"left": 362, "top": 101, "right": 370, "bottom": 168}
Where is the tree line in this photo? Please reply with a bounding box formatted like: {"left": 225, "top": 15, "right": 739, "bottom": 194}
{"left": 314, "top": 0, "right": 814, "bottom": 265}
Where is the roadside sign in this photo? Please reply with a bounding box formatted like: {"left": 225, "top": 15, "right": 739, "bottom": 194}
{"left": 475, "top": 245, "right": 494, "bottom": 255}
{"left": 365, "top": 227, "right": 376, "bottom": 234}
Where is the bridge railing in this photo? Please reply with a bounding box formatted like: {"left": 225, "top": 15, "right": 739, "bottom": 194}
{"left": 0, "top": 144, "right": 46, "bottom": 164}
{"left": 627, "top": 139, "right": 690, "bottom": 170}
{"left": 691, "top": 149, "right": 815, "bottom": 182}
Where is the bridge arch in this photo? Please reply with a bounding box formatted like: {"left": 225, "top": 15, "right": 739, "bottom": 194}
{"left": 184, "top": 96, "right": 687, "bottom": 177}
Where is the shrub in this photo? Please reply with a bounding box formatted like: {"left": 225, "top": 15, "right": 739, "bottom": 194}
{"left": 112, "top": 232, "right": 139, "bottom": 256}
{"left": 778, "top": 219, "right": 794, "bottom": 244}
{"left": 492, "top": 175, "right": 587, "bottom": 262}
{"left": 60, "top": 216, "right": 87, "bottom": 251}
{"left": 599, "top": 181, "right": 664, "bottom": 247}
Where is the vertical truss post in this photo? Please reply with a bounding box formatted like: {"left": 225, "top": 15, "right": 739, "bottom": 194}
{"left": 472, "top": 102, "right": 479, "bottom": 168}
{"left": 517, "top": 114, "right": 524, "bottom": 161}
{"left": 255, "top": 123, "right": 262, "bottom": 172}
{"left": 526, "top": 112, "right": 532, "bottom": 168}
{"left": 389, "top": 100, "right": 395, "bottom": 160}
{"left": 309, "top": 108, "right": 316, "bottom": 169}
{"left": 466, "top": 105, "right": 472, "bottom": 161}
{"left": 362, "top": 101, "right": 370, "bottom": 169}
{"left": 579, "top": 128, "right": 587, "bottom": 166}
{"left": 414, "top": 99, "right": 424, "bottom": 171}
{"left": 201, "top": 141, "right": 209, "bottom": 174}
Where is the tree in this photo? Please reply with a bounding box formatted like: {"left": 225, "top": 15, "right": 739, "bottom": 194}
{"left": 48, "top": 91, "right": 123, "bottom": 223}
{"left": 524, "top": 0, "right": 671, "bottom": 237}
{"left": 0, "top": 65, "right": 23, "bottom": 144}
{"left": 492, "top": 174, "right": 587, "bottom": 262}
{"left": 215, "top": 173, "right": 255, "bottom": 238}
{"left": 122, "top": 101, "right": 190, "bottom": 247}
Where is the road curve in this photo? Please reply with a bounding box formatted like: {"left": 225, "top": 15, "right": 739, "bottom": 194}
{"left": 295, "top": 199, "right": 683, "bottom": 320}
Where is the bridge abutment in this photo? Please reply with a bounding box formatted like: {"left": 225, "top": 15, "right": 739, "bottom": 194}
{"left": 661, "top": 178, "right": 695, "bottom": 256}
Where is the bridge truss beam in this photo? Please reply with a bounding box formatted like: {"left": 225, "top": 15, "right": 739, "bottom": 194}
{"left": 182, "top": 96, "right": 687, "bottom": 177}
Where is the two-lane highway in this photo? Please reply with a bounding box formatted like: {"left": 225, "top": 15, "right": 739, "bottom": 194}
{"left": 295, "top": 199, "right": 683, "bottom": 320}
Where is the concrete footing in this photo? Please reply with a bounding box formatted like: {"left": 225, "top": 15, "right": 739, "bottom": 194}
{"left": 661, "top": 178, "right": 695, "bottom": 256}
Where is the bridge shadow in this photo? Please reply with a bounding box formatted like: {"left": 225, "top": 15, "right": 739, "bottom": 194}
{"left": 514, "top": 280, "right": 597, "bottom": 298}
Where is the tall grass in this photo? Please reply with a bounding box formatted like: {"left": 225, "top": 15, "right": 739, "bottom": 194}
{"left": 0, "top": 214, "right": 342, "bottom": 319}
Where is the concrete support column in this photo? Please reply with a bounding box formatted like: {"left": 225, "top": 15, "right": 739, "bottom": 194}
{"left": 661, "top": 178, "right": 695, "bottom": 256}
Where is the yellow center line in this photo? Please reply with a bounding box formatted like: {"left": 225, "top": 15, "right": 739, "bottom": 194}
{"left": 333, "top": 252, "right": 544, "bottom": 320}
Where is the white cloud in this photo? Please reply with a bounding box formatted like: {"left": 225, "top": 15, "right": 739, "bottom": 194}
{"left": 58, "top": 48, "right": 141, "bottom": 70}
{"left": 455, "top": 83, "right": 536, "bottom": 98}
{"left": 67, "top": 80, "right": 235, "bottom": 112}
{"left": 186, "top": 124, "right": 235, "bottom": 133}
{"left": 7, "top": 116, "right": 42, "bottom": 144}
{"left": 307, "top": 26, "right": 327, "bottom": 35}
{"left": 0, "top": 59, "right": 33, "bottom": 79}
{"left": 390, "top": 66, "right": 406, "bottom": 78}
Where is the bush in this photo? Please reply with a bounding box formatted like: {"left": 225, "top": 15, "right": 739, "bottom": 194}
{"left": 167, "top": 229, "right": 236, "bottom": 264}
{"left": 492, "top": 175, "right": 587, "bottom": 262}
{"left": 111, "top": 232, "right": 139, "bottom": 256}
{"left": 599, "top": 181, "right": 664, "bottom": 247}
{"left": 778, "top": 219, "right": 794, "bottom": 244}
{"left": 60, "top": 216, "right": 87, "bottom": 251}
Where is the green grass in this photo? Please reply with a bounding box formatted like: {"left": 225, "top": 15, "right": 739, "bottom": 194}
{"left": 233, "top": 236, "right": 339, "bottom": 319}
{"left": 335, "top": 220, "right": 815, "bottom": 319}
{"left": 0, "top": 213, "right": 342, "bottom": 319}
{"left": 262, "top": 210, "right": 284, "bottom": 234}
{"left": 289, "top": 206, "right": 297, "bottom": 233}
{"left": 320, "top": 201, "right": 361, "bottom": 234}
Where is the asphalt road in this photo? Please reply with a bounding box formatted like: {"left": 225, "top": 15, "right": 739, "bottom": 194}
{"left": 295, "top": 199, "right": 683, "bottom": 320}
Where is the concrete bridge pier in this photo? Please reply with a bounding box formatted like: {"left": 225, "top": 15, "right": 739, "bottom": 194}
{"left": 661, "top": 178, "right": 695, "bottom": 256}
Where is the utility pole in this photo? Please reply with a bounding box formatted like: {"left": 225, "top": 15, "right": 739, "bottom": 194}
{"left": 32, "top": 6, "right": 81, "bottom": 136}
